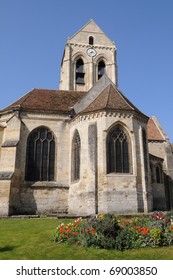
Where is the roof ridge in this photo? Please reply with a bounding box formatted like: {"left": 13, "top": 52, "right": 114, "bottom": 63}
{"left": 151, "top": 116, "right": 168, "bottom": 140}
{"left": 105, "top": 84, "right": 111, "bottom": 108}
{"left": 114, "top": 86, "right": 135, "bottom": 111}
{"left": 18, "top": 91, "right": 33, "bottom": 107}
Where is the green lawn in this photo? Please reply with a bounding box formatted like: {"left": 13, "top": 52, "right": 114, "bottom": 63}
{"left": 0, "top": 218, "right": 173, "bottom": 260}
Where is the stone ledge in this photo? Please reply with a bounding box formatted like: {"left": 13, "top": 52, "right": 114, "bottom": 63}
{"left": 0, "top": 171, "right": 13, "bottom": 180}
{"left": 0, "top": 215, "right": 40, "bottom": 219}
{"left": 21, "top": 181, "right": 70, "bottom": 189}
{"left": 1, "top": 140, "right": 19, "bottom": 147}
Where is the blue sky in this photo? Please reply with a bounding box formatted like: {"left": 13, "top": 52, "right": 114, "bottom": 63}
{"left": 0, "top": 0, "right": 173, "bottom": 141}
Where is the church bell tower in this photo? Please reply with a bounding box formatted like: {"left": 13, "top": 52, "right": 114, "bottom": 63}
{"left": 59, "top": 19, "right": 118, "bottom": 91}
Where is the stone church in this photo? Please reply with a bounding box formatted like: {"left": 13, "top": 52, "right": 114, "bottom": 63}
{"left": 0, "top": 19, "right": 173, "bottom": 216}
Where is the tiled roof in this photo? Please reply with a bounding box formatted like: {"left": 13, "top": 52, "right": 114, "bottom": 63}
{"left": 1, "top": 89, "right": 86, "bottom": 113}
{"left": 1, "top": 78, "right": 149, "bottom": 124}
{"left": 147, "top": 118, "right": 164, "bottom": 141}
{"left": 82, "top": 84, "right": 148, "bottom": 118}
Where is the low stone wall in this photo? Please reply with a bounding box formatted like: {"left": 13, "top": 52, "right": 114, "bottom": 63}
{"left": 13, "top": 183, "right": 69, "bottom": 215}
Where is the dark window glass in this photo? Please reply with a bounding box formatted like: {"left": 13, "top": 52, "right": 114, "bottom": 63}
{"left": 107, "top": 126, "right": 130, "bottom": 173}
{"left": 156, "top": 165, "right": 163, "bottom": 183}
{"left": 142, "top": 128, "right": 148, "bottom": 173}
{"left": 98, "top": 60, "right": 105, "bottom": 79}
{"left": 76, "top": 59, "right": 85, "bottom": 84}
{"left": 89, "top": 36, "right": 94, "bottom": 45}
{"left": 150, "top": 163, "right": 154, "bottom": 183}
{"left": 25, "top": 127, "right": 55, "bottom": 181}
{"left": 72, "top": 130, "right": 81, "bottom": 181}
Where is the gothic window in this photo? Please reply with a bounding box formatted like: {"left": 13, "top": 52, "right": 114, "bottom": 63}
{"left": 156, "top": 164, "right": 163, "bottom": 183}
{"left": 71, "top": 130, "right": 81, "bottom": 181}
{"left": 150, "top": 163, "right": 155, "bottom": 183}
{"left": 89, "top": 36, "right": 94, "bottom": 45}
{"left": 76, "top": 58, "right": 85, "bottom": 84}
{"left": 142, "top": 128, "right": 148, "bottom": 173}
{"left": 107, "top": 125, "right": 130, "bottom": 173}
{"left": 25, "top": 126, "right": 55, "bottom": 181}
{"left": 98, "top": 60, "right": 105, "bottom": 79}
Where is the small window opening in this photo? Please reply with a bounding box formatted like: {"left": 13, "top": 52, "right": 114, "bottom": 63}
{"left": 89, "top": 36, "right": 94, "bottom": 45}
{"left": 156, "top": 165, "right": 163, "bottom": 183}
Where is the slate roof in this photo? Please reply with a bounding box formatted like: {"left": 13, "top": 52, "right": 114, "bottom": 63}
{"left": 1, "top": 89, "right": 86, "bottom": 113}
{"left": 147, "top": 118, "right": 164, "bottom": 141}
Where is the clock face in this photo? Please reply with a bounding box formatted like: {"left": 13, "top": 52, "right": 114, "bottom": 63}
{"left": 87, "top": 48, "right": 97, "bottom": 57}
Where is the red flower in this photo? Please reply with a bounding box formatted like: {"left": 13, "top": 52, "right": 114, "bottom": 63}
{"left": 138, "top": 227, "right": 149, "bottom": 235}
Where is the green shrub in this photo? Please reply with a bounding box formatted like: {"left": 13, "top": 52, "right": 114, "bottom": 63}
{"left": 81, "top": 214, "right": 120, "bottom": 249}
{"left": 149, "top": 228, "right": 163, "bottom": 247}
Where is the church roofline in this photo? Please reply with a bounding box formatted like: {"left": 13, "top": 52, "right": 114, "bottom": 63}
{"left": 68, "top": 19, "right": 116, "bottom": 47}
{"left": 73, "top": 74, "right": 149, "bottom": 120}
{"left": 147, "top": 116, "right": 169, "bottom": 142}
{"left": 0, "top": 88, "right": 86, "bottom": 115}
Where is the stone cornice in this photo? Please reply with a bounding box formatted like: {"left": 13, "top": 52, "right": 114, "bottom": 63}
{"left": 69, "top": 110, "right": 134, "bottom": 126}
{"left": 69, "top": 109, "right": 148, "bottom": 127}
{"left": 69, "top": 42, "right": 115, "bottom": 51}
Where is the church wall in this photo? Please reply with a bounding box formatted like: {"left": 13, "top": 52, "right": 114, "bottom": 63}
{"left": 0, "top": 127, "right": 4, "bottom": 160}
{"left": 60, "top": 43, "right": 116, "bottom": 91}
{"left": 68, "top": 113, "right": 151, "bottom": 215}
{"left": 0, "top": 114, "right": 21, "bottom": 215}
{"left": 0, "top": 115, "right": 21, "bottom": 172}
{"left": 135, "top": 121, "right": 153, "bottom": 212}
{"left": 17, "top": 183, "right": 68, "bottom": 215}
{"left": 149, "top": 142, "right": 167, "bottom": 161}
{"left": 151, "top": 183, "right": 167, "bottom": 211}
{"left": 148, "top": 141, "right": 173, "bottom": 175}
{"left": 0, "top": 181, "right": 11, "bottom": 215}
{"left": 19, "top": 114, "right": 70, "bottom": 184}
{"left": 68, "top": 119, "right": 95, "bottom": 216}
{"left": 9, "top": 113, "right": 70, "bottom": 215}
{"left": 60, "top": 20, "right": 117, "bottom": 91}
{"left": 97, "top": 114, "right": 138, "bottom": 214}
{"left": 149, "top": 141, "right": 173, "bottom": 210}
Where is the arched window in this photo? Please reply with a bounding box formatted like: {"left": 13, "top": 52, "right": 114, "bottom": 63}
{"left": 98, "top": 60, "right": 105, "bottom": 79}
{"left": 71, "top": 130, "right": 81, "bottom": 181}
{"left": 142, "top": 128, "right": 148, "bottom": 173}
{"left": 76, "top": 58, "right": 85, "bottom": 84}
{"left": 107, "top": 125, "right": 130, "bottom": 173}
{"left": 89, "top": 36, "right": 94, "bottom": 45}
{"left": 25, "top": 126, "right": 55, "bottom": 181}
{"left": 150, "top": 163, "right": 155, "bottom": 183}
{"left": 156, "top": 164, "right": 163, "bottom": 183}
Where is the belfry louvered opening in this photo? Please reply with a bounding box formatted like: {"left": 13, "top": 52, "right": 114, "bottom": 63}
{"left": 76, "top": 58, "right": 85, "bottom": 84}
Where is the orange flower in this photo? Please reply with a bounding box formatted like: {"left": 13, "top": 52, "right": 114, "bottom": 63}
{"left": 138, "top": 227, "right": 149, "bottom": 235}
{"left": 169, "top": 225, "right": 173, "bottom": 232}
{"left": 72, "top": 231, "right": 78, "bottom": 235}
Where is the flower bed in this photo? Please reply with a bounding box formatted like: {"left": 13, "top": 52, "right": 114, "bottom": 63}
{"left": 53, "top": 212, "right": 173, "bottom": 251}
